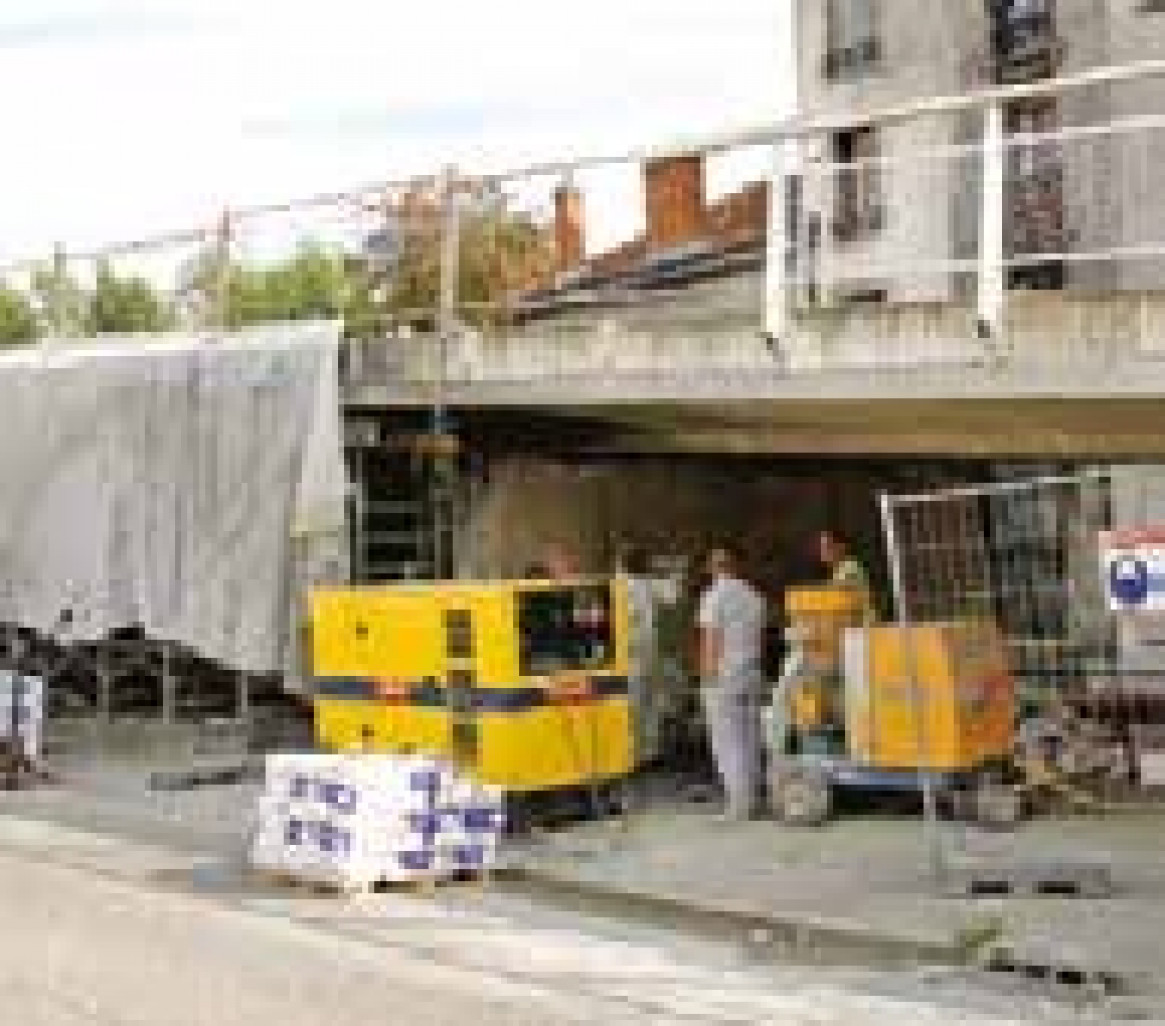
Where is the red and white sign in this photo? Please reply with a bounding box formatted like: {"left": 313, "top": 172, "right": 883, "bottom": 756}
{"left": 1100, "top": 529, "right": 1165, "bottom": 613}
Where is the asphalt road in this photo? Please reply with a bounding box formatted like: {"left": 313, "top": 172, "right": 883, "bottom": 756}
{"left": 0, "top": 819, "right": 1096, "bottom": 1026}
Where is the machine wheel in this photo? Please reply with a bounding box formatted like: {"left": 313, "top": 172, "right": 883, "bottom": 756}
{"left": 773, "top": 767, "right": 832, "bottom": 827}
{"left": 973, "top": 778, "right": 1024, "bottom": 831}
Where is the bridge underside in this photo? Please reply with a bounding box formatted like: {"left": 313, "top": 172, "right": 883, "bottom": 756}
{"left": 449, "top": 396, "right": 1165, "bottom": 460}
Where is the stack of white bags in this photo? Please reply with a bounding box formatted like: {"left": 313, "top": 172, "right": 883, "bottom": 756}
{"left": 250, "top": 753, "right": 506, "bottom": 889}
{"left": 0, "top": 671, "right": 44, "bottom": 761}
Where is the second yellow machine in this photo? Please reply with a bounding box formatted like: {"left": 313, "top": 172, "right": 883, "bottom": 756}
{"left": 310, "top": 578, "right": 634, "bottom": 794}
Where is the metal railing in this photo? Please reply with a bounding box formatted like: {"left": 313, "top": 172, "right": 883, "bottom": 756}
{"left": 336, "top": 65, "right": 1165, "bottom": 399}
{"left": 5, "top": 61, "right": 1165, "bottom": 396}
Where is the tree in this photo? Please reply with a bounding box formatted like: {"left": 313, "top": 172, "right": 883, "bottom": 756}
{"left": 85, "top": 262, "right": 176, "bottom": 335}
{"left": 0, "top": 285, "right": 39, "bottom": 346}
{"left": 30, "top": 256, "right": 86, "bottom": 337}
{"left": 183, "top": 244, "right": 354, "bottom": 330}
{"left": 178, "top": 191, "right": 555, "bottom": 337}
{"left": 385, "top": 190, "right": 555, "bottom": 329}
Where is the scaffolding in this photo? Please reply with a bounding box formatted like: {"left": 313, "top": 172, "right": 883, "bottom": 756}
{"left": 347, "top": 435, "right": 475, "bottom": 583}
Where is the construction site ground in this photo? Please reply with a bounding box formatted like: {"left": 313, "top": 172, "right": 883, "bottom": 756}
{"left": 2, "top": 795, "right": 1111, "bottom": 1026}
{"left": 510, "top": 796, "right": 1165, "bottom": 998}
{"left": 2, "top": 760, "right": 1163, "bottom": 1007}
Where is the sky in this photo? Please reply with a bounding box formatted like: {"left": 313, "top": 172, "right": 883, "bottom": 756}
{"left": 0, "top": 0, "right": 794, "bottom": 271}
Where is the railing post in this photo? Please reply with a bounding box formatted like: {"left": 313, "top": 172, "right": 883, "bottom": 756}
{"left": 765, "top": 141, "right": 796, "bottom": 346}
{"left": 207, "top": 209, "right": 232, "bottom": 331}
{"left": 979, "top": 101, "right": 1006, "bottom": 341}
{"left": 50, "top": 243, "right": 72, "bottom": 338}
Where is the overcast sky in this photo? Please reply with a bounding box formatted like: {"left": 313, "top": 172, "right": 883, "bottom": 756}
{"left": 0, "top": 0, "right": 794, "bottom": 267}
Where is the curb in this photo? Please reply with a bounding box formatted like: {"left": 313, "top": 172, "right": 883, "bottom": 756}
{"left": 501, "top": 862, "right": 1155, "bottom": 999}
{"left": 499, "top": 862, "right": 963, "bottom": 970}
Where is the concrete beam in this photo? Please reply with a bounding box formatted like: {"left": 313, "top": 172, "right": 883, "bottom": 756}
{"left": 584, "top": 430, "right": 1165, "bottom": 459}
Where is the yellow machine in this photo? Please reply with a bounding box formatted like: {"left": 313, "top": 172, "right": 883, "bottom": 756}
{"left": 844, "top": 622, "right": 1015, "bottom": 773}
{"left": 310, "top": 578, "right": 633, "bottom": 793}
{"left": 773, "top": 585, "right": 1017, "bottom": 826}
{"left": 784, "top": 585, "right": 871, "bottom": 731}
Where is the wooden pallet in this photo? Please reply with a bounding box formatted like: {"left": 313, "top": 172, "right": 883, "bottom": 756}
{"left": 251, "top": 867, "right": 494, "bottom": 897}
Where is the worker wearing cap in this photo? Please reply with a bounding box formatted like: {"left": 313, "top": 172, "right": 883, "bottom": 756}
{"left": 817, "top": 528, "right": 876, "bottom": 624}
{"left": 697, "top": 545, "right": 767, "bottom": 820}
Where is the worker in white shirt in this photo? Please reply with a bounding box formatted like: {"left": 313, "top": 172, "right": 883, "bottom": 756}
{"left": 697, "top": 545, "right": 767, "bottom": 820}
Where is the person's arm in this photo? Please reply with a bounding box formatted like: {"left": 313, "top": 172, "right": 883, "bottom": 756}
{"left": 698, "top": 627, "right": 723, "bottom": 683}
{"left": 697, "top": 587, "right": 723, "bottom": 683}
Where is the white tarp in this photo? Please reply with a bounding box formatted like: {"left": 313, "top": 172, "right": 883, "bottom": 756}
{"left": 0, "top": 323, "right": 347, "bottom": 675}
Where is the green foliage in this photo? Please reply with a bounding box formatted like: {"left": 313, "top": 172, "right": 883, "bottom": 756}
{"left": 24, "top": 259, "right": 174, "bottom": 338}
{"left": 184, "top": 245, "right": 359, "bottom": 332}
{"left": 30, "top": 260, "right": 86, "bottom": 336}
{"left": 0, "top": 285, "right": 39, "bottom": 346}
{"left": 86, "top": 262, "right": 176, "bottom": 335}
{"left": 221, "top": 246, "right": 347, "bottom": 329}
{"left": 7, "top": 199, "right": 551, "bottom": 345}
{"left": 953, "top": 913, "right": 1007, "bottom": 965}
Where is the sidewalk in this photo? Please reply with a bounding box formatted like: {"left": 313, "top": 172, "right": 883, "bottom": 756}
{"left": 0, "top": 808, "right": 1085, "bottom": 1026}
{"left": 4, "top": 768, "right": 1163, "bottom": 997}
{"left": 508, "top": 802, "right": 1165, "bottom": 995}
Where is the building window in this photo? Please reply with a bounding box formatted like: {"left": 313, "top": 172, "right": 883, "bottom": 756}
{"left": 831, "top": 127, "right": 884, "bottom": 241}
{"left": 1006, "top": 99, "right": 1066, "bottom": 290}
{"left": 989, "top": 0, "right": 1058, "bottom": 81}
{"left": 1138, "top": 0, "right": 1165, "bottom": 11}
{"left": 824, "top": 0, "right": 880, "bottom": 80}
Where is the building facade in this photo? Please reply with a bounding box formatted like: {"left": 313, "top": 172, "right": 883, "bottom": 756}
{"left": 793, "top": 0, "right": 1165, "bottom": 303}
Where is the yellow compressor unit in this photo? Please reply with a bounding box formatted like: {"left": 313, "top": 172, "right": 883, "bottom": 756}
{"left": 784, "top": 584, "right": 872, "bottom": 731}
{"left": 310, "top": 578, "right": 633, "bottom": 793}
{"left": 772, "top": 617, "right": 1018, "bottom": 827}
{"left": 843, "top": 621, "right": 1016, "bottom": 774}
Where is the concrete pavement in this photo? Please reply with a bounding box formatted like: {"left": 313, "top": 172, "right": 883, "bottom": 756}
{"left": 512, "top": 805, "right": 1165, "bottom": 995}
{"left": 0, "top": 844, "right": 610, "bottom": 1026}
{"left": 0, "top": 808, "right": 1092, "bottom": 1026}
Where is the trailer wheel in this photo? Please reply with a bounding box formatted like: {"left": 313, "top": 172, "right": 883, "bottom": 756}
{"left": 973, "top": 778, "right": 1024, "bottom": 831}
{"left": 774, "top": 768, "right": 832, "bottom": 827}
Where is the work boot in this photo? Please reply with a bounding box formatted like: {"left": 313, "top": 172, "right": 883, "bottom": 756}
{"left": 722, "top": 803, "right": 761, "bottom": 823}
